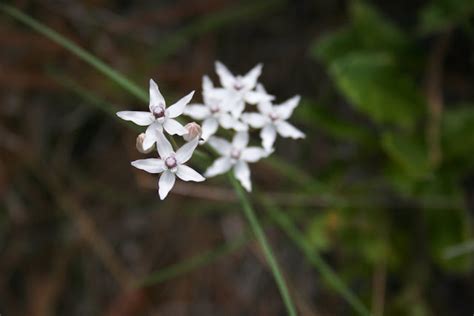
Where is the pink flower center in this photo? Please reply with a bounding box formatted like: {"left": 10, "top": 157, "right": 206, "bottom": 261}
{"left": 165, "top": 156, "right": 177, "bottom": 169}
{"left": 233, "top": 81, "right": 244, "bottom": 91}
{"left": 210, "top": 104, "right": 220, "bottom": 114}
{"left": 152, "top": 105, "right": 165, "bottom": 119}
{"left": 269, "top": 112, "right": 279, "bottom": 122}
{"left": 230, "top": 148, "right": 241, "bottom": 160}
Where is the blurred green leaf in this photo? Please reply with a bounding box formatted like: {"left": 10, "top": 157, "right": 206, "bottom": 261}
{"left": 328, "top": 52, "right": 424, "bottom": 129}
{"left": 313, "top": 2, "right": 424, "bottom": 129}
{"left": 425, "top": 207, "right": 471, "bottom": 272}
{"left": 419, "top": 0, "right": 474, "bottom": 33}
{"left": 351, "top": 1, "right": 410, "bottom": 53}
{"left": 296, "top": 99, "right": 374, "bottom": 145}
{"left": 442, "top": 105, "right": 474, "bottom": 163}
{"left": 381, "top": 132, "right": 431, "bottom": 179}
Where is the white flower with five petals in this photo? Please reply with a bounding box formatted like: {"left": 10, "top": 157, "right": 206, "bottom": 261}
{"left": 242, "top": 96, "right": 305, "bottom": 151}
{"left": 215, "top": 62, "right": 274, "bottom": 118}
{"left": 205, "top": 132, "right": 268, "bottom": 192}
{"left": 117, "top": 79, "right": 194, "bottom": 150}
{"left": 185, "top": 76, "right": 247, "bottom": 141}
{"left": 131, "top": 132, "right": 205, "bottom": 200}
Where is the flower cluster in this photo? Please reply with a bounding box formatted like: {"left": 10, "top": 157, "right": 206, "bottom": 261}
{"left": 185, "top": 62, "right": 305, "bottom": 191}
{"left": 117, "top": 62, "right": 304, "bottom": 199}
{"left": 117, "top": 80, "right": 204, "bottom": 200}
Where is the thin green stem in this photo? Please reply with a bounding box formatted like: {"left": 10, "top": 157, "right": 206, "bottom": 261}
{"left": 229, "top": 174, "right": 297, "bottom": 316}
{"left": 0, "top": 4, "right": 148, "bottom": 102}
{"left": 259, "top": 195, "right": 371, "bottom": 316}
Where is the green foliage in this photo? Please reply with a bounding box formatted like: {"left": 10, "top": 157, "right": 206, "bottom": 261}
{"left": 419, "top": 0, "right": 474, "bottom": 33}
{"left": 312, "top": 1, "right": 474, "bottom": 313}
{"left": 442, "top": 105, "right": 474, "bottom": 164}
{"left": 381, "top": 132, "right": 431, "bottom": 180}
{"left": 328, "top": 52, "right": 424, "bottom": 129}
{"left": 314, "top": 2, "right": 425, "bottom": 130}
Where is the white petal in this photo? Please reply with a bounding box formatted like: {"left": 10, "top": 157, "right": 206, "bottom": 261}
{"left": 176, "top": 165, "right": 205, "bottom": 182}
{"left": 207, "top": 136, "right": 232, "bottom": 156}
{"left": 149, "top": 79, "right": 166, "bottom": 109}
{"left": 184, "top": 104, "right": 210, "bottom": 120}
{"left": 116, "top": 111, "right": 154, "bottom": 126}
{"left": 201, "top": 117, "right": 219, "bottom": 141}
{"left": 257, "top": 101, "right": 273, "bottom": 115}
{"left": 202, "top": 75, "right": 213, "bottom": 92}
{"left": 245, "top": 90, "right": 274, "bottom": 105}
{"left": 230, "top": 99, "right": 246, "bottom": 118}
{"left": 275, "top": 121, "right": 305, "bottom": 139}
{"left": 155, "top": 130, "right": 174, "bottom": 158}
{"left": 163, "top": 118, "right": 188, "bottom": 136}
{"left": 131, "top": 159, "right": 165, "bottom": 174}
{"left": 219, "top": 114, "right": 248, "bottom": 131}
{"left": 205, "top": 157, "right": 232, "bottom": 177}
{"left": 274, "top": 95, "right": 300, "bottom": 120}
{"left": 175, "top": 137, "right": 199, "bottom": 164}
{"left": 241, "top": 63, "right": 262, "bottom": 90}
{"left": 219, "top": 113, "right": 236, "bottom": 129}
{"left": 232, "top": 131, "right": 249, "bottom": 150}
{"left": 158, "top": 171, "right": 176, "bottom": 200}
{"left": 256, "top": 83, "right": 268, "bottom": 94}
{"left": 215, "top": 61, "right": 236, "bottom": 89}
{"left": 241, "top": 147, "right": 267, "bottom": 162}
{"left": 203, "top": 88, "right": 229, "bottom": 105}
{"left": 261, "top": 124, "right": 277, "bottom": 151}
{"left": 234, "top": 161, "right": 251, "bottom": 192}
{"left": 167, "top": 91, "right": 195, "bottom": 118}
{"left": 241, "top": 113, "right": 267, "bottom": 128}
{"left": 143, "top": 122, "right": 163, "bottom": 150}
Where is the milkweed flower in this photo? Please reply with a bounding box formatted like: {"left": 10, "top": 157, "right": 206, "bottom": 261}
{"left": 185, "top": 76, "right": 247, "bottom": 141}
{"left": 242, "top": 96, "right": 305, "bottom": 151}
{"left": 205, "top": 132, "right": 269, "bottom": 191}
{"left": 117, "top": 79, "right": 194, "bottom": 150}
{"left": 215, "top": 62, "right": 274, "bottom": 118}
{"left": 131, "top": 132, "right": 205, "bottom": 199}
{"left": 183, "top": 122, "right": 202, "bottom": 142}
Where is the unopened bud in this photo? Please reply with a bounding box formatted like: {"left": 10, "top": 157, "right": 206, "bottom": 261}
{"left": 136, "top": 133, "right": 153, "bottom": 154}
{"left": 183, "top": 122, "right": 202, "bottom": 142}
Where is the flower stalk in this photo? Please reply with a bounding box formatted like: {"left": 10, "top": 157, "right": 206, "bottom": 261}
{"left": 229, "top": 174, "right": 297, "bottom": 316}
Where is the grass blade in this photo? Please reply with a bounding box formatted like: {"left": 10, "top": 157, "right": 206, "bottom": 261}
{"left": 260, "top": 195, "right": 371, "bottom": 316}
{"left": 230, "top": 174, "right": 298, "bottom": 316}
{"left": 0, "top": 4, "right": 147, "bottom": 102}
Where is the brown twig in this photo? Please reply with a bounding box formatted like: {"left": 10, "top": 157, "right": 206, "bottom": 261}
{"left": 425, "top": 31, "right": 451, "bottom": 167}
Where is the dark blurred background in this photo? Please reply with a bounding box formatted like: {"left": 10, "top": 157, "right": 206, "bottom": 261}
{"left": 1, "top": 0, "right": 474, "bottom": 315}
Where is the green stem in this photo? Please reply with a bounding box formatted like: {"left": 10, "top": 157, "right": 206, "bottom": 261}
{"left": 0, "top": 4, "right": 148, "bottom": 102}
{"left": 229, "top": 174, "right": 297, "bottom": 316}
{"left": 260, "top": 196, "right": 371, "bottom": 316}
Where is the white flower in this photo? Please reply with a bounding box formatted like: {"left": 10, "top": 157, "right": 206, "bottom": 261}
{"left": 215, "top": 62, "right": 274, "bottom": 118}
{"left": 183, "top": 122, "right": 202, "bottom": 142}
{"left": 131, "top": 132, "right": 205, "bottom": 199}
{"left": 205, "top": 132, "right": 268, "bottom": 192}
{"left": 184, "top": 76, "right": 247, "bottom": 141}
{"left": 242, "top": 96, "right": 305, "bottom": 151}
{"left": 117, "top": 79, "right": 194, "bottom": 150}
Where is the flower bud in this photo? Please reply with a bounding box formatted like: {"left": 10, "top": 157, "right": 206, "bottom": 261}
{"left": 183, "top": 122, "right": 202, "bottom": 142}
{"left": 136, "top": 133, "right": 153, "bottom": 154}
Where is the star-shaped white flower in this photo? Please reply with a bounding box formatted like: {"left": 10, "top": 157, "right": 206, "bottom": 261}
{"left": 215, "top": 61, "right": 274, "bottom": 118}
{"left": 117, "top": 79, "right": 194, "bottom": 150}
{"left": 184, "top": 76, "right": 247, "bottom": 141}
{"left": 242, "top": 95, "right": 305, "bottom": 151}
{"left": 131, "top": 132, "right": 205, "bottom": 199}
{"left": 205, "top": 132, "right": 268, "bottom": 191}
